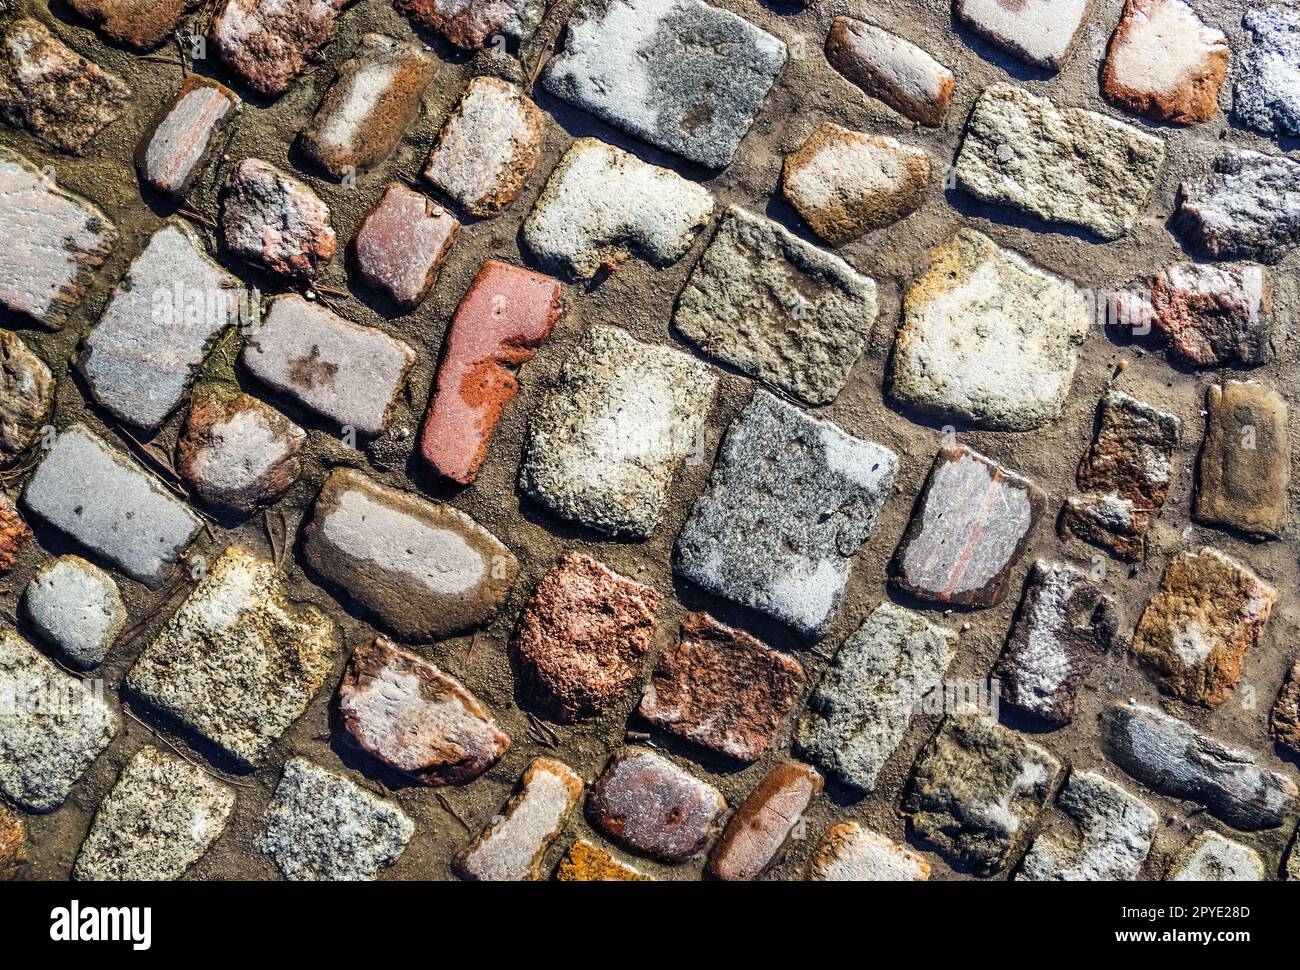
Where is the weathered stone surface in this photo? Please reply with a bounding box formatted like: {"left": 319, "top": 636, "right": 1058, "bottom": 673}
{"left": 1151, "top": 263, "right": 1271, "bottom": 370}
{"left": 587, "top": 748, "right": 725, "bottom": 863}
{"left": 79, "top": 219, "right": 243, "bottom": 431}
{"left": 453, "top": 758, "right": 582, "bottom": 881}
{"left": 1102, "top": 701, "right": 1297, "bottom": 830}
{"left": 126, "top": 548, "right": 336, "bottom": 766}
{"left": 1167, "top": 831, "right": 1265, "bottom": 881}
{"left": 806, "top": 823, "right": 930, "bottom": 881}
{"left": 177, "top": 385, "right": 306, "bottom": 515}
{"left": 423, "top": 77, "right": 545, "bottom": 218}
{"left": 556, "top": 838, "right": 651, "bottom": 881}
{"left": 137, "top": 75, "right": 240, "bottom": 199}
{"left": 824, "top": 17, "right": 953, "bottom": 126}
{"left": 353, "top": 184, "right": 459, "bottom": 310}
{"left": 541, "top": 0, "right": 786, "bottom": 169}
{"left": 640, "top": 613, "right": 805, "bottom": 762}
{"left": 955, "top": 0, "right": 1091, "bottom": 70}
{"left": 782, "top": 123, "right": 930, "bottom": 245}
{"left": 891, "top": 446, "right": 1044, "bottom": 609}
{"left": 707, "top": 762, "right": 821, "bottom": 881}
{"left": 673, "top": 206, "right": 878, "bottom": 406}
{"left": 903, "top": 713, "right": 1063, "bottom": 874}
{"left": 220, "top": 160, "right": 335, "bottom": 280}
{"left": 1132, "top": 548, "right": 1276, "bottom": 707}
{"left": 301, "top": 468, "right": 517, "bottom": 640}
{"left": 1173, "top": 150, "right": 1300, "bottom": 264}
{"left": 338, "top": 637, "right": 510, "bottom": 785}
{"left": 993, "top": 562, "right": 1117, "bottom": 726}
{"left": 676, "top": 391, "right": 897, "bottom": 639}
{"left": 1101, "top": 0, "right": 1228, "bottom": 126}
{"left": 1235, "top": 5, "right": 1300, "bottom": 138}
{"left": 211, "top": 0, "right": 353, "bottom": 96}
{"left": 299, "top": 34, "right": 437, "bottom": 180}
{"left": 0, "top": 802, "right": 24, "bottom": 879}
{"left": 1017, "top": 771, "right": 1157, "bottom": 881}
{"left": 1195, "top": 381, "right": 1289, "bottom": 539}
{"left": 1287, "top": 833, "right": 1300, "bottom": 881}
{"left": 396, "top": 0, "right": 546, "bottom": 49}
{"left": 1060, "top": 391, "right": 1181, "bottom": 562}
{"left": 0, "top": 627, "right": 119, "bottom": 812}
{"left": 22, "top": 424, "right": 201, "bottom": 588}
{"left": 888, "top": 230, "right": 1089, "bottom": 431}
{"left": 0, "top": 493, "right": 28, "bottom": 573}
{"left": 69, "top": 0, "right": 200, "bottom": 50}
{"left": 521, "top": 138, "right": 714, "bottom": 281}
{"left": 0, "top": 145, "right": 118, "bottom": 330}
{"left": 512, "top": 552, "right": 661, "bottom": 723}
{"left": 797, "top": 603, "right": 957, "bottom": 793}
{"left": 257, "top": 757, "right": 413, "bottom": 881}
{"left": 519, "top": 324, "right": 716, "bottom": 538}
{"left": 955, "top": 84, "right": 1165, "bottom": 240}
{"left": 0, "top": 330, "right": 53, "bottom": 465}
{"left": 242, "top": 295, "right": 416, "bottom": 437}
{"left": 1272, "top": 660, "right": 1300, "bottom": 756}
{"left": 419, "top": 260, "right": 561, "bottom": 484}
{"left": 22, "top": 555, "right": 126, "bottom": 670}
{"left": 73, "top": 746, "right": 235, "bottom": 881}
{"left": 0, "top": 19, "right": 130, "bottom": 153}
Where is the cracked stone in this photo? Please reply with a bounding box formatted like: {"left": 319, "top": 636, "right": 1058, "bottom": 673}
{"left": 782, "top": 122, "right": 930, "bottom": 245}
{"left": 955, "top": 84, "right": 1165, "bottom": 240}
{"left": 673, "top": 205, "right": 878, "bottom": 406}
{"left": 137, "top": 75, "right": 241, "bottom": 200}
{"left": 1167, "top": 831, "right": 1265, "bottom": 881}
{"left": 353, "top": 184, "right": 459, "bottom": 310}
{"left": 0, "top": 146, "right": 116, "bottom": 329}
{"left": 954, "top": 0, "right": 1092, "bottom": 70}
{"left": 21, "top": 555, "right": 126, "bottom": 671}
{"left": 806, "top": 823, "right": 930, "bottom": 881}
{"left": 521, "top": 138, "right": 714, "bottom": 281}
{"left": 675, "top": 390, "right": 897, "bottom": 639}
{"left": 69, "top": 0, "right": 202, "bottom": 50}
{"left": 73, "top": 746, "right": 235, "bottom": 881}
{"left": 707, "top": 762, "right": 821, "bottom": 881}
{"left": 556, "top": 838, "right": 651, "bottom": 881}
{"left": 888, "top": 229, "right": 1089, "bottom": 431}
{"left": 453, "top": 757, "right": 583, "bottom": 881}
{"left": 1132, "top": 548, "right": 1276, "bottom": 707}
{"left": 824, "top": 17, "right": 953, "bottom": 126}
{"left": 540, "top": 0, "right": 787, "bottom": 169}
{"left": 512, "top": 552, "right": 662, "bottom": 723}
{"left": 257, "top": 757, "right": 413, "bottom": 880}
{"left": 395, "top": 0, "right": 546, "bottom": 49}
{"left": 1152, "top": 262, "right": 1271, "bottom": 368}
{"left": 301, "top": 468, "right": 517, "bottom": 640}
{"left": 1173, "top": 150, "right": 1300, "bottom": 263}
{"left": 126, "top": 547, "right": 337, "bottom": 766}
{"left": 0, "top": 803, "right": 23, "bottom": 880}
{"left": 1272, "top": 660, "right": 1300, "bottom": 756}
{"left": 1234, "top": 5, "right": 1300, "bottom": 138}
{"left": 0, "top": 330, "right": 53, "bottom": 466}
{"left": 519, "top": 324, "right": 716, "bottom": 539}
{"left": 1102, "top": 701, "right": 1297, "bottom": 830}
{"left": 211, "top": 0, "right": 354, "bottom": 96}
{"left": 1017, "top": 771, "right": 1157, "bottom": 881}
{"left": 796, "top": 602, "right": 957, "bottom": 793}
{"left": 639, "top": 612, "right": 806, "bottom": 763}
{"left": 1195, "top": 381, "right": 1290, "bottom": 539}
{"left": 891, "top": 445, "right": 1045, "bottom": 609}
{"left": 220, "top": 159, "right": 336, "bottom": 280}
{"left": 338, "top": 636, "right": 510, "bottom": 785}
{"left": 903, "top": 712, "right": 1063, "bottom": 875}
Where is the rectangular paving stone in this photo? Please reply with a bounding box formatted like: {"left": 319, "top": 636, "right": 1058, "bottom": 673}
{"left": 353, "top": 184, "right": 459, "bottom": 310}
{"left": 541, "top": 0, "right": 787, "bottom": 169}
{"left": 519, "top": 324, "right": 716, "bottom": 539}
{"left": 0, "top": 146, "right": 117, "bottom": 329}
{"left": 1173, "top": 149, "right": 1300, "bottom": 264}
{"left": 955, "top": 83, "right": 1166, "bottom": 240}
{"left": 1195, "top": 381, "right": 1290, "bottom": 539}
{"left": 452, "top": 758, "right": 583, "bottom": 881}
{"left": 1131, "top": 548, "right": 1276, "bottom": 707}
{"left": 1151, "top": 262, "right": 1272, "bottom": 368}
{"left": 993, "top": 561, "right": 1117, "bottom": 726}
{"left": 556, "top": 838, "right": 651, "bottom": 881}
{"left": 1102, "top": 701, "right": 1297, "bottom": 830}
{"left": 22, "top": 423, "right": 201, "bottom": 588}
{"left": 78, "top": 218, "right": 244, "bottom": 430}
{"left": 806, "top": 823, "right": 930, "bottom": 881}
{"left": 137, "top": 75, "right": 241, "bottom": 200}
{"left": 890, "top": 445, "right": 1045, "bottom": 609}
{"left": 675, "top": 390, "right": 897, "bottom": 639}
{"left": 395, "top": 0, "right": 546, "bottom": 49}
{"left": 220, "top": 160, "right": 336, "bottom": 281}
{"left": 824, "top": 17, "right": 954, "bottom": 127}
{"left": 211, "top": 0, "right": 353, "bottom": 96}
{"left": 72, "top": 746, "right": 235, "bottom": 881}
{"left": 242, "top": 295, "right": 416, "bottom": 437}
{"left": 1235, "top": 5, "right": 1300, "bottom": 137}
{"left": 69, "top": 0, "right": 200, "bottom": 50}
{"left": 301, "top": 468, "right": 517, "bottom": 640}
{"left": 955, "top": 0, "right": 1092, "bottom": 71}
{"left": 673, "top": 205, "right": 877, "bottom": 406}
{"left": 0, "top": 627, "right": 119, "bottom": 812}
{"left": 796, "top": 602, "right": 956, "bottom": 794}
{"left": 707, "top": 762, "right": 821, "bottom": 881}
{"left": 126, "top": 547, "right": 337, "bottom": 766}
{"left": 1016, "top": 771, "right": 1157, "bottom": 881}
{"left": 1167, "top": 831, "right": 1265, "bottom": 881}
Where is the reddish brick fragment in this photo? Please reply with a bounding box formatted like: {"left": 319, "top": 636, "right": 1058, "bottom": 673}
{"left": 211, "top": 0, "right": 354, "bottom": 96}
{"left": 707, "top": 762, "right": 822, "bottom": 881}
{"left": 419, "top": 260, "right": 562, "bottom": 484}
{"left": 353, "top": 185, "right": 459, "bottom": 310}
{"left": 69, "top": 0, "right": 201, "bottom": 51}
{"left": 0, "top": 492, "right": 31, "bottom": 572}
{"left": 1151, "top": 263, "right": 1271, "bottom": 368}
{"left": 220, "top": 159, "right": 336, "bottom": 280}
{"left": 138, "top": 75, "right": 241, "bottom": 200}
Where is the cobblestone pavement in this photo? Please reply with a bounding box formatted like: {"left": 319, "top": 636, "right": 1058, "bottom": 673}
{"left": 1, "top": 0, "right": 1299, "bottom": 882}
